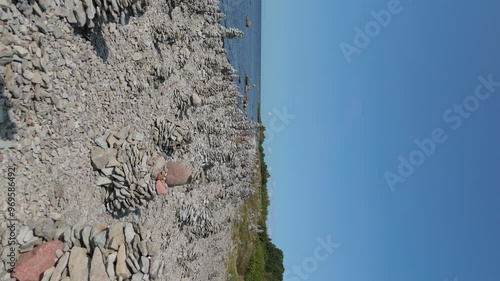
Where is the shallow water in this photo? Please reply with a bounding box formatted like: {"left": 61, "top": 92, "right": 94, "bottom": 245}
{"left": 220, "top": 0, "right": 262, "bottom": 121}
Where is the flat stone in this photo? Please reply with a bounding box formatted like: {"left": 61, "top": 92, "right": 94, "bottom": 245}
{"left": 74, "top": 227, "right": 82, "bottom": 241}
{"left": 116, "top": 244, "right": 131, "bottom": 279}
{"left": 73, "top": 0, "right": 86, "bottom": 27}
{"left": 65, "top": 2, "right": 77, "bottom": 23}
{"left": 124, "top": 223, "right": 135, "bottom": 243}
{"left": 91, "top": 148, "right": 116, "bottom": 170}
{"left": 35, "top": 19, "right": 49, "bottom": 34}
{"left": 54, "top": 6, "right": 67, "bottom": 17}
{"left": 107, "top": 222, "right": 124, "bottom": 250}
{"left": 12, "top": 241, "right": 64, "bottom": 281}
{"left": 84, "top": 0, "right": 96, "bottom": 19}
{"left": 149, "top": 259, "right": 163, "bottom": 280}
{"left": 90, "top": 247, "right": 108, "bottom": 280}
{"left": 55, "top": 249, "right": 63, "bottom": 258}
{"left": 91, "top": 229, "right": 107, "bottom": 249}
{"left": 126, "top": 257, "right": 138, "bottom": 273}
{"left": 146, "top": 241, "right": 157, "bottom": 257}
{"left": 62, "top": 228, "right": 72, "bottom": 246}
{"left": 53, "top": 27, "right": 63, "bottom": 39}
{"left": 23, "top": 70, "right": 34, "bottom": 80}
{"left": 18, "top": 25, "right": 28, "bottom": 35}
{"left": 36, "top": 0, "right": 51, "bottom": 11}
{"left": 49, "top": 251, "right": 69, "bottom": 281}
{"left": 106, "top": 252, "right": 116, "bottom": 280}
{"left": 81, "top": 226, "right": 91, "bottom": 250}
{"left": 114, "top": 127, "right": 128, "bottom": 139}
{"left": 138, "top": 241, "right": 148, "bottom": 256}
{"left": 138, "top": 226, "right": 151, "bottom": 241}
{"left": 140, "top": 256, "right": 149, "bottom": 273}
{"left": 131, "top": 272, "right": 144, "bottom": 281}
{"left": 111, "top": 173, "right": 125, "bottom": 183}
{"left": 0, "top": 48, "right": 14, "bottom": 59}
{"left": 0, "top": 56, "right": 13, "bottom": 66}
{"left": 95, "top": 134, "right": 108, "bottom": 149}
{"left": 41, "top": 266, "right": 54, "bottom": 281}
{"left": 101, "top": 167, "right": 114, "bottom": 176}
{"left": 33, "top": 2, "right": 43, "bottom": 16}
{"left": 91, "top": 224, "right": 107, "bottom": 238}
{"left": 13, "top": 46, "right": 29, "bottom": 57}
{"left": 31, "top": 72, "right": 43, "bottom": 84}
{"left": 68, "top": 247, "right": 88, "bottom": 281}
{"left": 63, "top": 244, "right": 70, "bottom": 254}
{"left": 96, "top": 176, "right": 112, "bottom": 186}
{"left": 106, "top": 157, "right": 120, "bottom": 168}
{"left": 34, "top": 220, "right": 56, "bottom": 242}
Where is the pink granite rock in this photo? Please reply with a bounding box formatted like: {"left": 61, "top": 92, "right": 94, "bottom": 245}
{"left": 12, "top": 240, "right": 64, "bottom": 281}
{"left": 155, "top": 180, "right": 167, "bottom": 195}
{"left": 165, "top": 162, "right": 192, "bottom": 186}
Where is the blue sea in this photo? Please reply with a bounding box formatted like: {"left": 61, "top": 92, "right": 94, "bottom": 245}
{"left": 220, "top": 0, "right": 262, "bottom": 121}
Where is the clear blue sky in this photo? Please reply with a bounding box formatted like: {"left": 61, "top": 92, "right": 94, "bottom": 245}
{"left": 261, "top": 0, "right": 500, "bottom": 280}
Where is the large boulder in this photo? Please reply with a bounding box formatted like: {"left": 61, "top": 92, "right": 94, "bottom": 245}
{"left": 165, "top": 162, "right": 192, "bottom": 186}
{"left": 12, "top": 240, "right": 64, "bottom": 281}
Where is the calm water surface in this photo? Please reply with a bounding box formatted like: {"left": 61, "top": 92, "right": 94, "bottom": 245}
{"left": 220, "top": 0, "right": 262, "bottom": 121}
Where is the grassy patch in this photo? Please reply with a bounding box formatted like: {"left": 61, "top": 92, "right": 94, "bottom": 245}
{"left": 227, "top": 111, "right": 284, "bottom": 281}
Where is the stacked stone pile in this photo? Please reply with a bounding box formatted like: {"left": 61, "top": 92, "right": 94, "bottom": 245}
{"left": 9, "top": 0, "right": 148, "bottom": 29}
{"left": 153, "top": 117, "right": 191, "bottom": 155}
{"left": 3, "top": 219, "right": 164, "bottom": 281}
{"left": 177, "top": 199, "right": 217, "bottom": 238}
{"left": 91, "top": 128, "right": 158, "bottom": 216}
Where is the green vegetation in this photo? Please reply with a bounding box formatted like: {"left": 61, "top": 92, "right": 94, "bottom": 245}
{"left": 227, "top": 111, "right": 284, "bottom": 281}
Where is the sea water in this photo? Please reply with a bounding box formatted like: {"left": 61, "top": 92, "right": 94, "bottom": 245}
{"left": 220, "top": 0, "right": 262, "bottom": 121}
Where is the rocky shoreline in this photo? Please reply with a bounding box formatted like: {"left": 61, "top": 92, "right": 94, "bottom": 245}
{"left": 0, "top": 0, "right": 258, "bottom": 280}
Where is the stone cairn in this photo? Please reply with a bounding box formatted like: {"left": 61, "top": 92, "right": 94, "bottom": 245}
{"left": 153, "top": 117, "right": 191, "bottom": 155}
{"left": 91, "top": 127, "right": 156, "bottom": 217}
{"left": 4, "top": 216, "right": 164, "bottom": 281}
{"left": 177, "top": 199, "right": 218, "bottom": 238}
{"left": 91, "top": 123, "right": 196, "bottom": 217}
{"left": 12, "top": 0, "right": 148, "bottom": 30}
